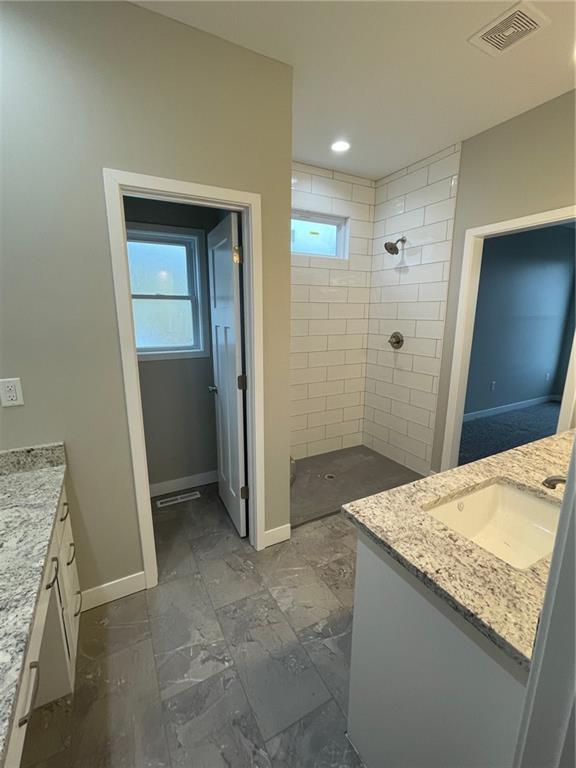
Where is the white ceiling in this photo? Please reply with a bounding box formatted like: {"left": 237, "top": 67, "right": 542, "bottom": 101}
{"left": 138, "top": 1, "right": 576, "bottom": 179}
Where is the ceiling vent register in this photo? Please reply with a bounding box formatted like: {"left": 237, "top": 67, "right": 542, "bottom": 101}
{"left": 469, "top": 2, "right": 550, "bottom": 57}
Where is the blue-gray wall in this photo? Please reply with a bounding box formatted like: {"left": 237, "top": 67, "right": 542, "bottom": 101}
{"left": 465, "top": 223, "right": 575, "bottom": 415}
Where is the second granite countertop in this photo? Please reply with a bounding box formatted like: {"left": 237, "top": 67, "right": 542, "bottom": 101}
{"left": 343, "top": 430, "right": 574, "bottom": 669}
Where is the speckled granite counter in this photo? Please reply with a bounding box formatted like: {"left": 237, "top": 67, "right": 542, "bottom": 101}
{"left": 344, "top": 431, "right": 574, "bottom": 668}
{"left": 0, "top": 443, "right": 66, "bottom": 764}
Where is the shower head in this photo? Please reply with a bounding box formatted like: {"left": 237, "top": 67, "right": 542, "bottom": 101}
{"left": 384, "top": 237, "right": 407, "bottom": 255}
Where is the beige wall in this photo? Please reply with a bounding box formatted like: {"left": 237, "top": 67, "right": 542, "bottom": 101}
{"left": 0, "top": 2, "right": 292, "bottom": 590}
{"left": 431, "top": 91, "right": 576, "bottom": 470}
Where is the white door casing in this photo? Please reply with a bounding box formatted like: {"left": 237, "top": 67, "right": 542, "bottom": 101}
{"left": 208, "top": 213, "right": 247, "bottom": 536}
{"left": 103, "top": 168, "right": 273, "bottom": 595}
{"left": 441, "top": 206, "right": 576, "bottom": 471}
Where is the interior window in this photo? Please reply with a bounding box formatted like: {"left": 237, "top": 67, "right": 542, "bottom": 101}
{"left": 127, "top": 228, "right": 208, "bottom": 359}
{"left": 291, "top": 212, "right": 347, "bottom": 259}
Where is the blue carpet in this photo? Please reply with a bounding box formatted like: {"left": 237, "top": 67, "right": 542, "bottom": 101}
{"left": 459, "top": 401, "right": 561, "bottom": 466}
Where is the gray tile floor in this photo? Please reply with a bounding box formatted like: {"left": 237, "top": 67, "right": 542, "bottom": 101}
{"left": 22, "top": 484, "right": 364, "bottom": 768}
{"left": 291, "top": 445, "right": 421, "bottom": 526}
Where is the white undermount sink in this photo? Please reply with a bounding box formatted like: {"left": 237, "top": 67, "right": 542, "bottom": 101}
{"left": 426, "top": 481, "right": 561, "bottom": 570}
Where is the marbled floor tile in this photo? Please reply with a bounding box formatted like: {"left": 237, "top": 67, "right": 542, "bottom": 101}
{"left": 317, "top": 555, "right": 356, "bottom": 608}
{"left": 73, "top": 639, "right": 158, "bottom": 714}
{"left": 216, "top": 592, "right": 331, "bottom": 741}
{"left": 322, "top": 513, "right": 357, "bottom": 539}
{"left": 155, "top": 639, "right": 232, "bottom": 701}
{"left": 297, "top": 609, "right": 353, "bottom": 714}
{"left": 190, "top": 526, "right": 251, "bottom": 562}
{"left": 258, "top": 554, "right": 342, "bottom": 633}
{"left": 155, "top": 534, "right": 198, "bottom": 584}
{"left": 70, "top": 692, "right": 170, "bottom": 768}
{"left": 70, "top": 639, "right": 170, "bottom": 767}
{"left": 76, "top": 593, "right": 150, "bottom": 666}
{"left": 147, "top": 573, "right": 223, "bottom": 656}
{"left": 290, "top": 521, "right": 355, "bottom": 571}
{"left": 197, "top": 551, "right": 264, "bottom": 609}
{"left": 265, "top": 699, "right": 363, "bottom": 768}
{"left": 250, "top": 540, "right": 307, "bottom": 580}
{"left": 163, "top": 668, "right": 271, "bottom": 768}
{"left": 21, "top": 695, "right": 73, "bottom": 767}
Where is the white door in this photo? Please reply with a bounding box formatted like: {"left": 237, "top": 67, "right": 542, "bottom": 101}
{"left": 207, "top": 213, "right": 247, "bottom": 536}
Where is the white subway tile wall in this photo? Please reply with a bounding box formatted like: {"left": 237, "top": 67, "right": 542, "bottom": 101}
{"left": 364, "top": 144, "right": 461, "bottom": 474}
{"left": 290, "top": 145, "right": 460, "bottom": 469}
{"left": 290, "top": 163, "right": 375, "bottom": 458}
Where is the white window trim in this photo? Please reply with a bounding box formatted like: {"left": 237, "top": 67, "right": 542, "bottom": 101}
{"left": 126, "top": 222, "right": 210, "bottom": 361}
{"left": 291, "top": 209, "right": 349, "bottom": 260}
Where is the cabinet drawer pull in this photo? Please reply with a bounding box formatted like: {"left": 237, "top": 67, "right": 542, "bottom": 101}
{"left": 74, "top": 590, "right": 83, "bottom": 617}
{"left": 59, "top": 501, "right": 70, "bottom": 522}
{"left": 46, "top": 557, "right": 59, "bottom": 590}
{"left": 18, "top": 661, "right": 40, "bottom": 727}
{"left": 66, "top": 542, "right": 76, "bottom": 566}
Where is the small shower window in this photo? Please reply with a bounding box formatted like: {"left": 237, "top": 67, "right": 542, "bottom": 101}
{"left": 291, "top": 211, "right": 347, "bottom": 259}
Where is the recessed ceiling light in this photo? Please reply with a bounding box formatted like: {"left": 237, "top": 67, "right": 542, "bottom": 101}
{"left": 331, "top": 140, "right": 350, "bottom": 153}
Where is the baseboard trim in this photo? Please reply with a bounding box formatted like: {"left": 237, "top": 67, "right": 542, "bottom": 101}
{"left": 463, "top": 396, "right": 559, "bottom": 422}
{"left": 150, "top": 471, "right": 218, "bottom": 498}
{"left": 262, "top": 523, "right": 291, "bottom": 548}
{"left": 81, "top": 571, "right": 146, "bottom": 612}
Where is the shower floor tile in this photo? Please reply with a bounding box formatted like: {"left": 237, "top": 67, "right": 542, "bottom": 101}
{"left": 290, "top": 445, "right": 420, "bottom": 527}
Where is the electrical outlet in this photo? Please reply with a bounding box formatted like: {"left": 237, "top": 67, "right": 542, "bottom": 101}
{"left": 0, "top": 378, "right": 24, "bottom": 407}
{"left": 490, "top": 380, "right": 496, "bottom": 391}
{"left": 545, "top": 372, "right": 551, "bottom": 381}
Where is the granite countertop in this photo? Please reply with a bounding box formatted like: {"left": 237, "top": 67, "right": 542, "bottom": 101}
{"left": 344, "top": 431, "right": 574, "bottom": 669}
{"left": 0, "top": 443, "right": 66, "bottom": 764}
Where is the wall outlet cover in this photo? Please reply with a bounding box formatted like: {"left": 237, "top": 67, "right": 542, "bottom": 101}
{"left": 0, "top": 378, "right": 24, "bottom": 407}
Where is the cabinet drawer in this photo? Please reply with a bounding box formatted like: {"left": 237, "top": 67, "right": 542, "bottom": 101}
{"left": 59, "top": 516, "right": 80, "bottom": 666}
{"left": 53, "top": 486, "right": 69, "bottom": 550}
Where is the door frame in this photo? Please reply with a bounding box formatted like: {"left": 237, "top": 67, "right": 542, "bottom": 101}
{"left": 103, "top": 168, "right": 267, "bottom": 588}
{"left": 441, "top": 205, "right": 576, "bottom": 471}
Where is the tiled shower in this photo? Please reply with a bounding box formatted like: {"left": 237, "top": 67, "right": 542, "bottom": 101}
{"left": 290, "top": 143, "right": 461, "bottom": 496}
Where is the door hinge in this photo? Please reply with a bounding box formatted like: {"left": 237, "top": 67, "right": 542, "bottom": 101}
{"left": 233, "top": 245, "right": 243, "bottom": 264}
{"left": 240, "top": 485, "right": 249, "bottom": 500}
{"left": 237, "top": 374, "right": 247, "bottom": 391}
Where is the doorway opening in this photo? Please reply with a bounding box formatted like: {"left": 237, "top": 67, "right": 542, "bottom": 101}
{"left": 441, "top": 206, "right": 576, "bottom": 471}
{"left": 104, "top": 169, "right": 267, "bottom": 591}
{"left": 458, "top": 221, "right": 575, "bottom": 465}
{"left": 124, "top": 196, "right": 249, "bottom": 550}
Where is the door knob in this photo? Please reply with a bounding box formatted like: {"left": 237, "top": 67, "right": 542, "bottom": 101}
{"left": 208, "top": 385, "right": 218, "bottom": 393}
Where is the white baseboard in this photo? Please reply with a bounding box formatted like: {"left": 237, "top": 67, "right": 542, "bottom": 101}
{"left": 463, "top": 396, "right": 559, "bottom": 422}
{"left": 262, "top": 523, "right": 291, "bottom": 548}
{"left": 81, "top": 571, "right": 146, "bottom": 612}
{"left": 150, "top": 470, "right": 218, "bottom": 498}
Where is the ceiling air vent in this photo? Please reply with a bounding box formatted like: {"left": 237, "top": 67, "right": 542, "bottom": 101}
{"left": 469, "top": 2, "right": 550, "bottom": 57}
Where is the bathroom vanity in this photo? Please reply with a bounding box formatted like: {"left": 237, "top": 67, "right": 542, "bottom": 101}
{"left": 0, "top": 444, "right": 80, "bottom": 768}
{"left": 344, "top": 431, "right": 573, "bottom": 768}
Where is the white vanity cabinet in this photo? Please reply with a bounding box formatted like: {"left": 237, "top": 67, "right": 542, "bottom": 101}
{"left": 3, "top": 485, "right": 81, "bottom": 768}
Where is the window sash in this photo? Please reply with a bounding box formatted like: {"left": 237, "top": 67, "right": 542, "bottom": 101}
{"left": 127, "top": 227, "right": 205, "bottom": 355}
{"left": 290, "top": 210, "right": 347, "bottom": 259}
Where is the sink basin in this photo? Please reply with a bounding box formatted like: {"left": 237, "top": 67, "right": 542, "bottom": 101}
{"left": 426, "top": 481, "right": 560, "bottom": 570}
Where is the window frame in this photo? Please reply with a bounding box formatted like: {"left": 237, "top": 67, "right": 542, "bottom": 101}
{"left": 126, "top": 223, "right": 210, "bottom": 361}
{"left": 291, "top": 210, "right": 349, "bottom": 260}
